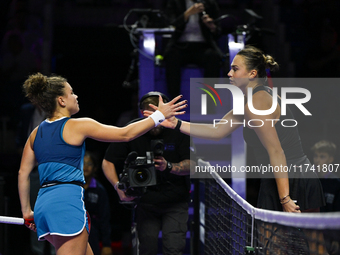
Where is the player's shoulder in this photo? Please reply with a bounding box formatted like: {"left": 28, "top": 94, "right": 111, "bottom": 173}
{"left": 68, "top": 117, "right": 95, "bottom": 123}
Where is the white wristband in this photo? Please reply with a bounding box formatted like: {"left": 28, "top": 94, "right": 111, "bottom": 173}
{"left": 149, "top": 110, "right": 165, "bottom": 127}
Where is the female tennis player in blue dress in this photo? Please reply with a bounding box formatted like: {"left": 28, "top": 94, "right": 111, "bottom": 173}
{"left": 18, "top": 73, "right": 186, "bottom": 255}
{"left": 146, "top": 46, "right": 325, "bottom": 213}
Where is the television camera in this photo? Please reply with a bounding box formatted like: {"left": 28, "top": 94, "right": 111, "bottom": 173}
{"left": 118, "top": 139, "right": 164, "bottom": 197}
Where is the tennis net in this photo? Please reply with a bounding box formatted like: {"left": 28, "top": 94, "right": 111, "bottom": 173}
{"left": 199, "top": 160, "right": 340, "bottom": 255}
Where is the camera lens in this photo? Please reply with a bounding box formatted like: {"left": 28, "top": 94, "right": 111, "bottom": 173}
{"left": 134, "top": 168, "right": 150, "bottom": 184}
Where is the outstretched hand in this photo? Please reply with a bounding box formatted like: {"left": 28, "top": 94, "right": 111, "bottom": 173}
{"left": 152, "top": 95, "right": 187, "bottom": 119}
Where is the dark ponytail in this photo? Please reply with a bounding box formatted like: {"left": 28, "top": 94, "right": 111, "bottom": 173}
{"left": 23, "top": 73, "right": 67, "bottom": 118}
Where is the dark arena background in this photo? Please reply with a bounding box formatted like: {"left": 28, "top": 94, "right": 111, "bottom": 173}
{"left": 0, "top": 0, "right": 340, "bottom": 254}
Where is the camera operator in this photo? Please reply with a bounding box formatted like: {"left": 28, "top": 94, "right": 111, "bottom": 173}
{"left": 102, "top": 92, "right": 195, "bottom": 255}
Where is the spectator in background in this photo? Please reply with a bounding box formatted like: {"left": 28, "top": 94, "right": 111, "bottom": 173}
{"left": 83, "top": 151, "right": 113, "bottom": 255}
{"left": 311, "top": 140, "right": 340, "bottom": 212}
{"left": 163, "top": 0, "right": 224, "bottom": 98}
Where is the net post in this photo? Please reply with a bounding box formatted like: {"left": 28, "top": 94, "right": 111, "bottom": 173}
{"left": 251, "top": 207, "right": 255, "bottom": 248}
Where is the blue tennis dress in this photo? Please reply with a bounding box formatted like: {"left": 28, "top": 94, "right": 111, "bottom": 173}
{"left": 33, "top": 117, "right": 88, "bottom": 240}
